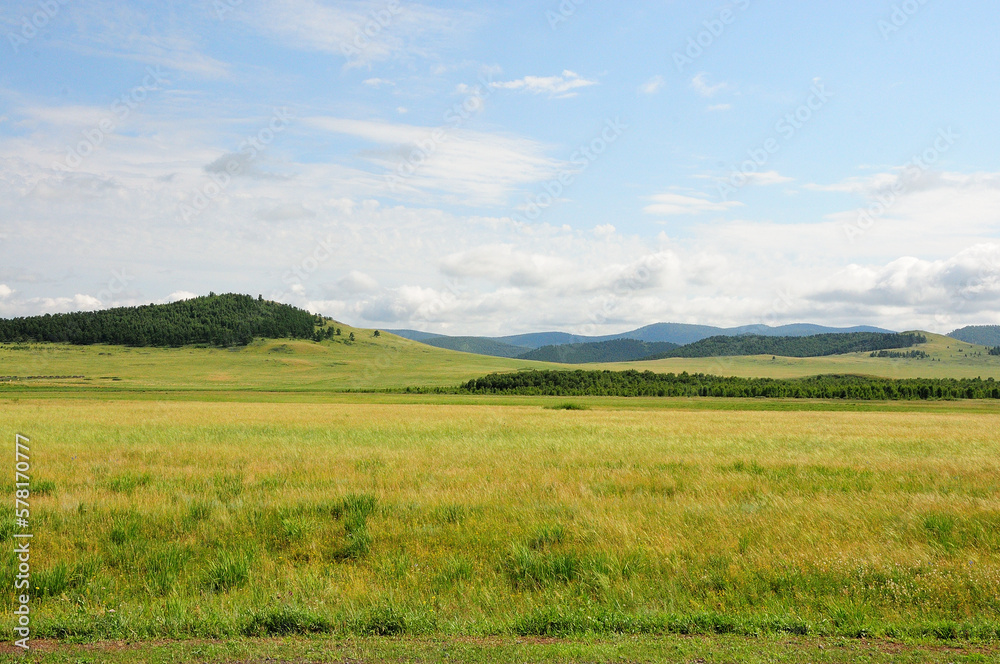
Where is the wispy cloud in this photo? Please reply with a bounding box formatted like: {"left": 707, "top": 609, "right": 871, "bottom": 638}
{"left": 638, "top": 75, "right": 664, "bottom": 95}
{"left": 237, "top": 0, "right": 475, "bottom": 67}
{"left": 644, "top": 192, "right": 743, "bottom": 216}
{"left": 691, "top": 72, "right": 727, "bottom": 97}
{"left": 490, "top": 70, "right": 597, "bottom": 98}
{"left": 305, "top": 116, "right": 564, "bottom": 205}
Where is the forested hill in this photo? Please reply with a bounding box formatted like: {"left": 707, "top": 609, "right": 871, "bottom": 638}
{"left": 0, "top": 293, "right": 316, "bottom": 347}
{"left": 519, "top": 339, "right": 679, "bottom": 363}
{"left": 647, "top": 332, "right": 926, "bottom": 359}
{"left": 949, "top": 325, "right": 1000, "bottom": 346}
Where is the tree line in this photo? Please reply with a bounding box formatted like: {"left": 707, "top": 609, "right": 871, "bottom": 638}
{"left": 0, "top": 293, "right": 316, "bottom": 347}
{"left": 459, "top": 369, "right": 1000, "bottom": 400}
{"left": 869, "top": 349, "right": 929, "bottom": 359}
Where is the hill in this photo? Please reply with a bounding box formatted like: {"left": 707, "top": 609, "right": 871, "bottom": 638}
{"left": 0, "top": 293, "right": 315, "bottom": 347}
{"left": 389, "top": 323, "right": 898, "bottom": 358}
{"left": 418, "top": 336, "right": 530, "bottom": 358}
{"left": 649, "top": 332, "right": 926, "bottom": 359}
{"left": 518, "top": 338, "right": 679, "bottom": 363}
{"left": 949, "top": 325, "right": 1000, "bottom": 346}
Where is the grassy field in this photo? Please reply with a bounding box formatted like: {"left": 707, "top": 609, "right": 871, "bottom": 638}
{"left": 3, "top": 331, "right": 1000, "bottom": 400}
{"left": 3, "top": 332, "right": 999, "bottom": 661}
{"left": 603, "top": 332, "right": 1000, "bottom": 380}
{"left": 4, "top": 398, "right": 1000, "bottom": 646}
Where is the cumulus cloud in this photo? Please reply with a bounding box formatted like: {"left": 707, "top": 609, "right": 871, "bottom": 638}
{"left": 490, "top": 70, "right": 597, "bottom": 98}
{"left": 335, "top": 270, "right": 380, "bottom": 294}
{"left": 808, "top": 244, "right": 1000, "bottom": 315}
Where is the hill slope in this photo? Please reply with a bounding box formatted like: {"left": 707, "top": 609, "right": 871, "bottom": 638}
{"left": 0, "top": 293, "right": 315, "bottom": 347}
{"left": 419, "top": 336, "right": 530, "bottom": 358}
{"left": 519, "top": 339, "right": 679, "bottom": 363}
{"left": 949, "top": 325, "right": 1000, "bottom": 346}
{"left": 651, "top": 333, "right": 926, "bottom": 359}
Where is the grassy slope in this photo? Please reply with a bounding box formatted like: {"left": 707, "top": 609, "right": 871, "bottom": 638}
{"left": 3, "top": 331, "right": 1000, "bottom": 399}
{"left": 597, "top": 332, "right": 1000, "bottom": 380}
{"left": 0, "top": 326, "right": 560, "bottom": 393}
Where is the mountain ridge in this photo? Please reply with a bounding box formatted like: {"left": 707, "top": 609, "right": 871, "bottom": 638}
{"left": 388, "top": 322, "right": 898, "bottom": 358}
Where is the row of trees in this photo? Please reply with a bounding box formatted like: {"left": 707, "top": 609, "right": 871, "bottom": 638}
{"left": 460, "top": 370, "right": 1000, "bottom": 400}
{"left": 990, "top": 347, "right": 1000, "bottom": 356}
{"left": 869, "top": 349, "right": 929, "bottom": 359}
{"left": 0, "top": 294, "right": 316, "bottom": 347}
{"left": 651, "top": 333, "right": 927, "bottom": 359}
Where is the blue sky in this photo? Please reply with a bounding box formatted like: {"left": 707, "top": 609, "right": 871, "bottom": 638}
{"left": 1, "top": 0, "right": 999, "bottom": 334}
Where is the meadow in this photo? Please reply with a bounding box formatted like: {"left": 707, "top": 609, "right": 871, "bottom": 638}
{"left": 3, "top": 331, "right": 1000, "bottom": 662}
{"left": 4, "top": 398, "right": 1000, "bottom": 641}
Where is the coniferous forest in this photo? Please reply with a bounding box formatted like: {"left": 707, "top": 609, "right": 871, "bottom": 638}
{"left": 0, "top": 293, "right": 315, "bottom": 347}
{"left": 460, "top": 369, "right": 1000, "bottom": 400}
{"left": 647, "top": 332, "right": 927, "bottom": 359}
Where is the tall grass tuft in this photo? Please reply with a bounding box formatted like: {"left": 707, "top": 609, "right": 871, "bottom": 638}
{"left": 203, "top": 550, "right": 251, "bottom": 592}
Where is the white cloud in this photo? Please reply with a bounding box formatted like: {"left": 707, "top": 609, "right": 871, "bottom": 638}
{"left": 305, "top": 116, "right": 563, "bottom": 205}
{"left": 238, "top": 0, "right": 475, "bottom": 67}
{"left": 363, "top": 78, "right": 395, "bottom": 88}
{"left": 643, "top": 193, "right": 743, "bottom": 216}
{"left": 742, "top": 170, "right": 794, "bottom": 186}
{"left": 490, "top": 70, "right": 597, "bottom": 98}
{"left": 335, "top": 270, "right": 380, "bottom": 294}
{"left": 707, "top": 103, "right": 732, "bottom": 112}
{"left": 691, "top": 72, "right": 727, "bottom": 97}
{"left": 166, "top": 291, "right": 198, "bottom": 302}
{"left": 0, "top": 284, "right": 12, "bottom": 299}
{"left": 639, "top": 76, "right": 664, "bottom": 95}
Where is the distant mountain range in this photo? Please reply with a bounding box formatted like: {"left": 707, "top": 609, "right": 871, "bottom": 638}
{"left": 388, "top": 322, "right": 898, "bottom": 361}
{"left": 949, "top": 325, "right": 1000, "bottom": 346}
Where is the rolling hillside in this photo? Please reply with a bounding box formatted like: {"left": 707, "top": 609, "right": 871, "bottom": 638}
{"left": 416, "top": 335, "right": 530, "bottom": 358}
{"left": 518, "top": 339, "right": 679, "bottom": 363}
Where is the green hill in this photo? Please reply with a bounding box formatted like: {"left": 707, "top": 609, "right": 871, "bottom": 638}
{"left": 419, "top": 336, "right": 530, "bottom": 358}
{"left": 0, "top": 293, "right": 315, "bottom": 347}
{"left": 648, "top": 332, "right": 926, "bottom": 359}
{"left": 519, "top": 338, "right": 679, "bottom": 363}
{"left": 949, "top": 325, "right": 1000, "bottom": 346}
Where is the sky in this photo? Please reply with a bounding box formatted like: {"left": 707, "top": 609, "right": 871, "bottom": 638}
{"left": 1, "top": 0, "right": 999, "bottom": 336}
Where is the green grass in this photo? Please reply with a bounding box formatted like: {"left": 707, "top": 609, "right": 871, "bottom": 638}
{"left": 2, "top": 334, "right": 1000, "bottom": 656}
{"left": 3, "top": 398, "right": 1000, "bottom": 644}
{"left": 6, "top": 633, "right": 997, "bottom": 663}
{"left": 2, "top": 331, "right": 1000, "bottom": 401}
